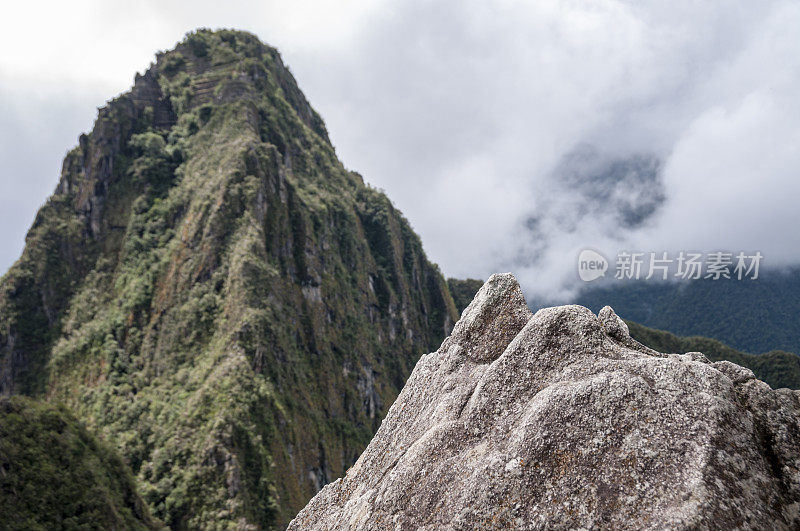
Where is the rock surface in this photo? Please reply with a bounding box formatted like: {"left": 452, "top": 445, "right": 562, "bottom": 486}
{"left": 289, "top": 273, "right": 800, "bottom": 529}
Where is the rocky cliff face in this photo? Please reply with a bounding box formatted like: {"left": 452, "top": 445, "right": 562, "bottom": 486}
{"left": 0, "top": 29, "right": 457, "bottom": 528}
{"left": 290, "top": 273, "right": 800, "bottom": 529}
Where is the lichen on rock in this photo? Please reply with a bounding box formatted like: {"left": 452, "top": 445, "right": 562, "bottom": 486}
{"left": 290, "top": 273, "right": 800, "bottom": 530}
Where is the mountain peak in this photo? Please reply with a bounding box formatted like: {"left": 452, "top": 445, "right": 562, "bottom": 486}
{"left": 441, "top": 272, "right": 532, "bottom": 363}
{"left": 151, "top": 29, "right": 330, "bottom": 143}
{"left": 290, "top": 274, "right": 800, "bottom": 529}
{"left": 0, "top": 30, "right": 457, "bottom": 527}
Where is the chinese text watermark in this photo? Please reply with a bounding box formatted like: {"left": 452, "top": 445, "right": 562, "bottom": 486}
{"left": 578, "top": 250, "right": 763, "bottom": 282}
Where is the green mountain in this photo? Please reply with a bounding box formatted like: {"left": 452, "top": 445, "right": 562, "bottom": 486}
{"left": 0, "top": 395, "right": 160, "bottom": 530}
{"left": 0, "top": 29, "right": 457, "bottom": 528}
{"left": 626, "top": 322, "right": 800, "bottom": 390}
{"left": 575, "top": 272, "right": 800, "bottom": 355}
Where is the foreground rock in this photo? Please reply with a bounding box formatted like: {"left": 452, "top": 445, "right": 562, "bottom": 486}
{"left": 290, "top": 273, "right": 800, "bottom": 529}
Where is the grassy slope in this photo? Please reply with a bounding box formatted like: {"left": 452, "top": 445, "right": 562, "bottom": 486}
{"left": 0, "top": 395, "right": 160, "bottom": 530}
{"left": 0, "top": 29, "right": 458, "bottom": 528}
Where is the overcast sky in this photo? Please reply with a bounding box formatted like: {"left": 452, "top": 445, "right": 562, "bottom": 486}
{"left": 2, "top": 0, "right": 799, "bottom": 299}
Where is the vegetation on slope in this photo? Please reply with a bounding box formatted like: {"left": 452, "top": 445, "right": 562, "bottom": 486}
{"left": 0, "top": 29, "right": 458, "bottom": 528}
{"left": 0, "top": 395, "right": 160, "bottom": 530}
{"left": 447, "top": 278, "right": 484, "bottom": 314}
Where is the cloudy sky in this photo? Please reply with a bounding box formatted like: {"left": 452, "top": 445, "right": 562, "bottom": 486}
{"left": 2, "top": 0, "right": 799, "bottom": 299}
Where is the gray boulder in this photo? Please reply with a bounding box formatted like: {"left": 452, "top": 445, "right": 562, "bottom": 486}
{"left": 290, "top": 273, "right": 800, "bottom": 530}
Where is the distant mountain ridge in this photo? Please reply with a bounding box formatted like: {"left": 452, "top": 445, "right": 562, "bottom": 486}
{"left": 626, "top": 321, "right": 800, "bottom": 390}
{"left": 575, "top": 270, "right": 800, "bottom": 355}
{"left": 0, "top": 29, "right": 457, "bottom": 528}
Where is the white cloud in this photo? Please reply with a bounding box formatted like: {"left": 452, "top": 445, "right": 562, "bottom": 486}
{"left": 1, "top": 0, "right": 798, "bottom": 301}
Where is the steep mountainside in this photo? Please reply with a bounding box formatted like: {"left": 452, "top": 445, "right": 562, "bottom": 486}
{"left": 0, "top": 396, "right": 160, "bottom": 530}
{"left": 0, "top": 29, "right": 457, "bottom": 528}
{"left": 576, "top": 272, "right": 800, "bottom": 355}
{"left": 291, "top": 274, "right": 800, "bottom": 529}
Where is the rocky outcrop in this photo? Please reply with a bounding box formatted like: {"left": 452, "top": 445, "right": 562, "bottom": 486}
{"left": 290, "top": 273, "right": 800, "bottom": 529}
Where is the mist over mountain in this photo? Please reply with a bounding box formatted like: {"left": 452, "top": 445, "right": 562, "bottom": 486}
{"left": 3, "top": 1, "right": 800, "bottom": 301}
{"left": 283, "top": 0, "right": 800, "bottom": 301}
